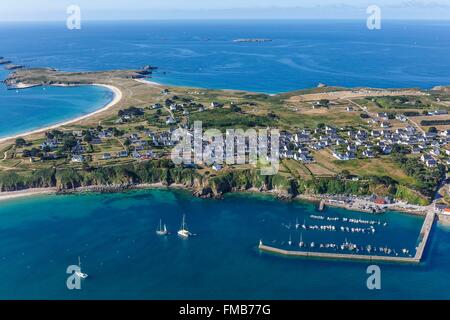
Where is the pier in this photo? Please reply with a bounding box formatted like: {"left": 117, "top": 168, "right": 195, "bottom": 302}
{"left": 259, "top": 210, "right": 436, "bottom": 264}
{"left": 414, "top": 209, "right": 435, "bottom": 261}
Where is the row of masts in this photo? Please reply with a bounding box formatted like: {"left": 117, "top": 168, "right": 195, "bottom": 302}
{"left": 283, "top": 233, "right": 412, "bottom": 257}
{"left": 282, "top": 216, "right": 387, "bottom": 233}
{"left": 308, "top": 214, "right": 388, "bottom": 226}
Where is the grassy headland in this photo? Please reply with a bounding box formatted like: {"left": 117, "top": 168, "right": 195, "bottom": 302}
{"left": 1, "top": 67, "right": 449, "bottom": 206}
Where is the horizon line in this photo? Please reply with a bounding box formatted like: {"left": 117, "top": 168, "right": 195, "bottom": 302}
{"left": 2, "top": 17, "right": 450, "bottom": 23}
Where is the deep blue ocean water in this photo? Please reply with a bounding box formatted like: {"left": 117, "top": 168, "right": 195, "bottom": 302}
{"left": 1, "top": 20, "right": 450, "bottom": 136}
{"left": 1, "top": 189, "right": 449, "bottom": 300}
{"left": 1, "top": 20, "right": 450, "bottom": 299}
{"left": 1, "top": 20, "right": 450, "bottom": 93}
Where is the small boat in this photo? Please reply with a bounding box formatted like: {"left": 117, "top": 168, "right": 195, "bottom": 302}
{"left": 299, "top": 233, "right": 304, "bottom": 248}
{"left": 301, "top": 219, "right": 306, "bottom": 230}
{"left": 177, "top": 214, "right": 192, "bottom": 238}
{"left": 156, "top": 219, "right": 169, "bottom": 236}
{"left": 295, "top": 217, "right": 300, "bottom": 230}
{"left": 310, "top": 242, "right": 315, "bottom": 248}
{"left": 75, "top": 256, "right": 88, "bottom": 279}
{"left": 288, "top": 233, "right": 292, "bottom": 246}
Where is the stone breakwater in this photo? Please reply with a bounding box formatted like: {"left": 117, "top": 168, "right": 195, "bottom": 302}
{"left": 258, "top": 210, "right": 436, "bottom": 264}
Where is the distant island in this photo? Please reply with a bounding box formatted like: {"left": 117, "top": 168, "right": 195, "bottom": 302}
{"left": 233, "top": 38, "right": 272, "bottom": 43}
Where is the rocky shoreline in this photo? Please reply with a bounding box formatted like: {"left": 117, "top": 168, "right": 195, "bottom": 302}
{"left": 31, "top": 181, "right": 427, "bottom": 217}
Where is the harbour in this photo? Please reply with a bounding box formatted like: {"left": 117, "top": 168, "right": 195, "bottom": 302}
{"left": 259, "top": 210, "right": 436, "bottom": 264}
{"left": 0, "top": 189, "right": 447, "bottom": 299}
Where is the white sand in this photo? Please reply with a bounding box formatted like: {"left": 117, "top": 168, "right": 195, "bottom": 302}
{"left": 0, "top": 83, "right": 123, "bottom": 143}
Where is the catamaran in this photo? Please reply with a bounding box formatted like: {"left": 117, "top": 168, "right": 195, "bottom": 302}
{"left": 178, "top": 214, "right": 191, "bottom": 238}
{"left": 75, "top": 256, "right": 88, "bottom": 279}
{"left": 156, "top": 219, "right": 169, "bottom": 236}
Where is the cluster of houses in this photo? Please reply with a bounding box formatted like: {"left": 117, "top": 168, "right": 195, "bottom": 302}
{"left": 33, "top": 91, "right": 450, "bottom": 173}
{"left": 278, "top": 123, "right": 450, "bottom": 168}
{"left": 64, "top": 121, "right": 450, "bottom": 170}
{"left": 152, "top": 97, "right": 224, "bottom": 126}
{"left": 35, "top": 128, "right": 157, "bottom": 163}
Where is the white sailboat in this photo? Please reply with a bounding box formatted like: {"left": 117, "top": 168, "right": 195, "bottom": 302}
{"left": 75, "top": 256, "right": 88, "bottom": 279}
{"left": 299, "top": 232, "right": 305, "bottom": 248}
{"left": 156, "top": 219, "right": 169, "bottom": 236}
{"left": 177, "top": 214, "right": 191, "bottom": 238}
{"left": 288, "top": 233, "right": 292, "bottom": 246}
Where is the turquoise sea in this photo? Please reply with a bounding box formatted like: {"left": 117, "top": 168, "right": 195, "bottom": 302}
{"left": 1, "top": 189, "right": 449, "bottom": 300}
{"left": 0, "top": 70, "right": 113, "bottom": 139}
{"left": 1, "top": 20, "right": 450, "bottom": 93}
{"left": 1, "top": 20, "right": 450, "bottom": 299}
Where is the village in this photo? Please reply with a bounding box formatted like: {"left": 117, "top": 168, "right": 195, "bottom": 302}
{"left": 1, "top": 67, "right": 450, "bottom": 217}
{"left": 18, "top": 89, "right": 450, "bottom": 175}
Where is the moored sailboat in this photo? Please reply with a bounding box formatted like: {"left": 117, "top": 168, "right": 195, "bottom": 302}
{"left": 178, "top": 214, "right": 192, "bottom": 238}
{"left": 156, "top": 219, "right": 169, "bottom": 236}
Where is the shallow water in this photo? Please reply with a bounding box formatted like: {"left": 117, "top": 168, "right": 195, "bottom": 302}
{"left": 0, "top": 69, "right": 113, "bottom": 138}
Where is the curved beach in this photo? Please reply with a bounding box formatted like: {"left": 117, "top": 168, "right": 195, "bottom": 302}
{"left": 0, "top": 84, "right": 123, "bottom": 143}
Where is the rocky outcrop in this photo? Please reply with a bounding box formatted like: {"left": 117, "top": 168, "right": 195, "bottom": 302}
{"left": 4, "top": 64, "right": 23, "bottom": 70}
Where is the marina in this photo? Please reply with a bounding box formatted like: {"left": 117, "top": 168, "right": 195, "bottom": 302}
{"left": 259, "top": 210, "right": 436, "bottom": 264}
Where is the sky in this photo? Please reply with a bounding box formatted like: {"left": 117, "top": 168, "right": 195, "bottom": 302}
{"left": 1, "top": 0, "right": 450, "bottom": 21}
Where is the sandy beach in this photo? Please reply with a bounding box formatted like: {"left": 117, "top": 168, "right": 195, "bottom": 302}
{"left": 0, "top": 83, "right": 123, "bottom": 144}
{"left": 0, "top": 188, "right": 57, "bottom": 202}
{"left": 134, "top": 78, "right": 162, "bottom": 86}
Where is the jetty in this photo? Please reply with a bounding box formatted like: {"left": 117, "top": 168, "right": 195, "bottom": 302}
{"left": 259, "top": 210, "right": 436, "bottom": 264}
{"left": 318, "top": 199, "right": 325, "bottom": 211}
{"left": 414, "top": 209, "right": 435, "bottom": 260}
